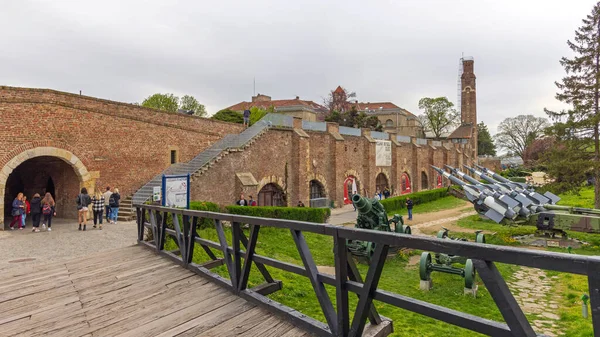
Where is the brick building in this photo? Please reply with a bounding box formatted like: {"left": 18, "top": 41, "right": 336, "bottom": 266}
{"left": 0, "top": 59, "right": 478, "bottom": 229}
{"left": 226, "top": 94, "right": 327, "bottom": 122}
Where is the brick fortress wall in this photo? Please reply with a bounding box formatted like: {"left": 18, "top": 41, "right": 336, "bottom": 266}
{"left": 0, "top": 87, "right": 243, "bottom": 221}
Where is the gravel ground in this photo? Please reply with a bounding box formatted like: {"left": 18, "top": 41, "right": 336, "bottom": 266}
{"left": 0, "top": 217, "right": 138, "bottom": 271}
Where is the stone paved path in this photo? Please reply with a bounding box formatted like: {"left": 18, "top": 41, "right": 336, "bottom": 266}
{"left": 507, "top": 267, "right": 564, "bottom": 336}
{"left": 0, "top": 218, "right": 137, "bottom": 272}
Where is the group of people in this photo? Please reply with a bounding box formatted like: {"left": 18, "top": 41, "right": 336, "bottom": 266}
{"left": 9, "top": 192, "right": 56, "bottom": 232}
{"left": 373, "top": 187, "right": 392, "bottom": 200}
{"left": 235, "top": 193, "right": 257, "bottom": 206}
{"left": 9, "top": 186, "right": 121, "bottom": 232}
{"left": 76, "top": 186, "right": 121, "bottom": 231}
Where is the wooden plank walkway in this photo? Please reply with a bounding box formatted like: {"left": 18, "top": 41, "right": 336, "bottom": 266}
{"left": 0, "top": 245, "right": 312, "bottom": 337}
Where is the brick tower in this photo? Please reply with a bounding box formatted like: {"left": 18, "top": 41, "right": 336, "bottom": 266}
{"left": 461, "top": 57, "right": 477, "bottom": 160}
{"left": 448, "top": 57, "right": 478, "bottom": 162}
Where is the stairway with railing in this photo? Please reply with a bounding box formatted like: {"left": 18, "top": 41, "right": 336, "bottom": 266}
{"left": 131, "top": 114, "right": 293, "bottom": 206}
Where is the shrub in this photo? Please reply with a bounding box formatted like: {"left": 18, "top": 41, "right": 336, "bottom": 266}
{"left": 225, "top": 206, "right": 331, "bottom": 223}
{"left": 190, "top": 201, "right": 222, "bottom": 228}
{"left": 379, "top": 188, "right": 449, "bottom": 213}
{"left": 510, "top": 177, "right": 527, "bottom": 183}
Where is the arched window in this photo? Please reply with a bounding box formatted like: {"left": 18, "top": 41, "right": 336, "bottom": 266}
{"left": 343, "top": 176, "right": 359, "bottom": 205}
{"left": 385, "top": 119, "right": 394, "bottom": 127}
{"left": 258, "top": 183, "right": 286, "bottom": 206}
{"left": 421, "top": 171, "right": 429, "bottom": 191}
{"left": 309, "top": 180, "right": 325, "bottom": 200}
{"left": 400, "top": 172, "right": 411, "bottom": 194}
{"left": 375, "top": 173, "right": 389, "bottom": 195}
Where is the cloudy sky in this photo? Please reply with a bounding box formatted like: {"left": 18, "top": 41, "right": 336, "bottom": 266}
{"left": 2, "top": 0, "right": 597, "bottom": 134}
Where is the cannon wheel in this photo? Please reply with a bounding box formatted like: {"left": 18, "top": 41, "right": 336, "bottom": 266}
{"left": 464, "top": 259, "right": 476, "bottom": 289}
{"left": 419, "top": 252, "right": 432, "bottom": 281}
{"left": 437, "top": 230, "right": 448, "bottom": 239}
{"left": 366, "top": 242, "right": 375, "bottom": 259}
{"left": 403, "top": 225, "right": 412, "bottom": 235}
{"left": 476, "top": 233, "right": 486, "bottom": 244}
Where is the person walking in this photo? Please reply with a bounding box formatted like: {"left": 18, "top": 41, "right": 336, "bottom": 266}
{"left": 9, "top": 193, "right": 24, "bottom": 230}
{"left": 41, "top": 193, "right": 56, "bottom": 231}
{"left": 109, "top": 188, "right": 121, "bottom": 224}
{"left": 76, "top": 187, "right": 92, "bottom": 231}
{"left": 30, "top": 193, "right": 42, "bottom": 232}
{"left": 243, "top": 108, "right": 251, "bottom": 128}
{"left": 103, "top": 186, "right": 112, "bottom": 223}
{"left": 91, "top": 191, "right": 104, "bottom": 230}
{"left": 406, "top": 197, "right": 414, "bottom": 220}
{"left": 21, "top": 195, "right": 30, "bottom": 229}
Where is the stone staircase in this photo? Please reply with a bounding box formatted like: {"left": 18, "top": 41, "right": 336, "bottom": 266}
{"left": 131, "top": 114, "right": 293, "bottom": 208}
{"left": 117, "top": 196, "right": 134, "bottom": 222}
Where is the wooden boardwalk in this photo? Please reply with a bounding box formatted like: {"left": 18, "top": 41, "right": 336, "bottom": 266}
{"left": 0, "top": 245, "right": 311, "bottom": 337}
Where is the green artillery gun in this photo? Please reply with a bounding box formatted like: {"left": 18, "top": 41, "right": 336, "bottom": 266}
{"left": 419, "top": 228, "right": 485, "bottom": 293}
{"left": 347, "top": 194, "right": 411, "bottom": 259}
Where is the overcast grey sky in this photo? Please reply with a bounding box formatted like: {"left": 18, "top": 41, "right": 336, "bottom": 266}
{"left": 1, "top": 0, "right": 597, "bottom": 134}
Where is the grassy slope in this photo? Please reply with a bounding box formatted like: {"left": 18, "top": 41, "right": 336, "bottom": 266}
{"left": 163, "top": 196, "right": 518, "bottom": 337}
{"left": 452, "top": 186, "right": 598, "bottom": 336}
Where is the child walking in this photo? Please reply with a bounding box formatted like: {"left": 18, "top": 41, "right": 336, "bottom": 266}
{"left": 21, "top": 196, "right": 30, "bottom": 229}
{"left": 41, "top": 192, "right": 56, "bottom": 232}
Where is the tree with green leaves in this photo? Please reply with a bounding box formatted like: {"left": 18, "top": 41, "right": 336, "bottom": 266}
{"left": 141, "top": 93, "right": 206, "bottom": 117}
{"left": 324, "top": 107, "right": 382, "bottom": 131}
{"left": 417, "top": 97, "right": 460, "bottom": 139}
{"left": 494, "top": 115, "right": 550, "bottom": 160}
{"left": 477, "top": 122, "right": 496, "bottom": 156}
{"left": 141, "top": 93, "right": 179, "bottom": 112}
{"left": 211, "top": 109, "right": 243, "bottom": 124}
{"left": 180, "top": 95, "right": 207, "bottom": 117}
{"left": 544, "top": 2, "right": 600, "bottom": 206}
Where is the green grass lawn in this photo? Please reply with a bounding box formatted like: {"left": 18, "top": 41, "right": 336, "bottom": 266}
{"left": 557, "top": 186, "right": 595, "bottom": 208}
{"left": 160, "top": 188, "right": 596, "bottom": 336}
{"left": 408, "top": 196, "right": 470, "bottom": 215}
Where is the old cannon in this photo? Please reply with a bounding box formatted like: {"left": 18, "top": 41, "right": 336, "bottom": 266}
{"left": 419, "top": 228, "right": 485, "bottom": 295}
{"left": 347, "top": 194, "right": 411, "bottom": 259}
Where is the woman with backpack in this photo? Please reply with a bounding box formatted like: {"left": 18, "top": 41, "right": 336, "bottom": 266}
{"left": 9, "top": 192, "right": 24, "bottom": 230}
{"left": 30, "top": 193, "right": 42, "bottom": 232}
{"left": 76, "top": 187, "right": 92, "bottom": 231}
{"left": 41, "top": 193, "right": 55, "bottom": 231}
{"left": 91, "top": 190, "right": 104, "bottom": 230}
{"left": 109, "top": 188, "right": 121, "bottom": 224}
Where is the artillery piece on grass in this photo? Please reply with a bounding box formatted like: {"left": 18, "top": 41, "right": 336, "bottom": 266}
{"left": 419, "top": 227, "right": 485, "bottom": 296}
{"left": 347, "top": 194, "right": 411, "bottom": 260}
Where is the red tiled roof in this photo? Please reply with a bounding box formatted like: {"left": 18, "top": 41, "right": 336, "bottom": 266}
{"left": 351, "top": 102, "right": 416, "bottom": 117}
{"left": 447, "top": 124, "right": 474, "bottom": 139}
{"left": 226, "top": 99, "right": 327, "bottom": 112}
{"left": 334, "top": 86, "right": 345, "bottom": 94}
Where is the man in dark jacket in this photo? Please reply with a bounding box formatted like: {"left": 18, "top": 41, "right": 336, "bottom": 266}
{"left": 406, "top": 197, "right": 414, "bottom": 220}
{"left": 30, "top": 194, "right": 42, "bottom": 232}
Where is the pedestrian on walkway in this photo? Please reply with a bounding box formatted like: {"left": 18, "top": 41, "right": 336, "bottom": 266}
{"left": 9, "top": 193, "right": 24, "bottom": 230}
{"left": 41, "top": 193, "right": 56, "bottom": 231}
{"left": 30, "top": 193, "right": 42, "bottom": 232}
{"left": 103, "top": 186, "right": 112, "bottom": 222}
{"left": 109, "top": 188, "right": 121, "bottom": 224}
{"left": 406, "top": 197, "right": 414, "bottom": 220}
{"left": 21, "top": 195, "right": 30, "bottom": 228}
{"left": 77, "top": 187, "right": 92, "bottom": 231}
{"left": 243, "top": 108, "right": 251, "bottom": 128}
{"left": 91, "top": 191, "right": 104, "bottom": 230}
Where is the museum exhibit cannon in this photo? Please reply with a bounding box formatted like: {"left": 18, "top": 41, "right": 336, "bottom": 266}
{"left": 347, "top": 194, "right": 411, "bottom": 259}
{"left": 434, "top": 165, "right": 600, "bottom": 236}
{"left": 419, "top": 227, "right": 485, "bottom": 294}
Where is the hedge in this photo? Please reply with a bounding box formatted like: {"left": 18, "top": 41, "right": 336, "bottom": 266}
{"left": 379, "top": 188, "right": 449, "bottom": 214}
{"left": 510, "top": 177, "right": 527, "bottom": 183}
{"left": 225, "top": 205, "right": 331, "bottom": 223}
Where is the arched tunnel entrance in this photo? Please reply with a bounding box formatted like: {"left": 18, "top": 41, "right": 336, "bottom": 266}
{"left": 3, "top": 154, "right": 86, "bottom": 228}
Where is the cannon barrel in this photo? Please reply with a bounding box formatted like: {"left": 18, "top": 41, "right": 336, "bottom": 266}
{"left": 352, "top": 194, "right": 373, "bottom": 214}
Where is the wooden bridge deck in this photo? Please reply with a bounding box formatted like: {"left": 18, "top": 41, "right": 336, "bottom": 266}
{"left": 0, "top": 245, "right": 311, "bottom": 337}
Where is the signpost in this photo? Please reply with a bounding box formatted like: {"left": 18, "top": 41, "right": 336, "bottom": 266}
{"left": 161, "top": 174, "right": 190, "bottom": 209}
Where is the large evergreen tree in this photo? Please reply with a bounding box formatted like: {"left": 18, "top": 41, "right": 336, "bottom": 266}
{"left": 477, "top": 122, "right": 496, "bottom": 156}
{"left": 544, "top": 2, "right": 600, "bottom": 206}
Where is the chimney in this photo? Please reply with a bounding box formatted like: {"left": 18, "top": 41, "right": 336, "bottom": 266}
{"left": 295, "top": 96, "right": 300, "bottom": 100}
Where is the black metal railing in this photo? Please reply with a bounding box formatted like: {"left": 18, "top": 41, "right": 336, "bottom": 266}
{"left": 135, "top": 204, "right": 600, "bottom": 337}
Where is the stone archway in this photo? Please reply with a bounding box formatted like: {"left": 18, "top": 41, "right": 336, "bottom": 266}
{"left": 1, "top": 147, "right": 95, "bottom": 228}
